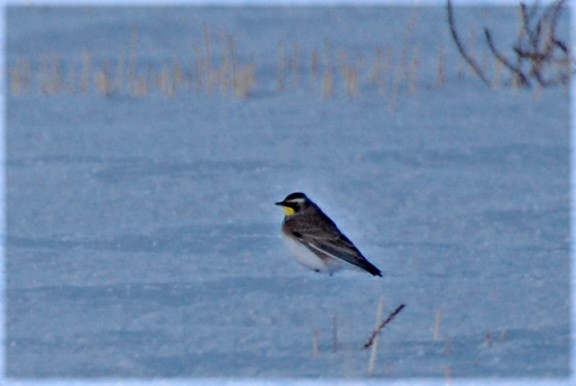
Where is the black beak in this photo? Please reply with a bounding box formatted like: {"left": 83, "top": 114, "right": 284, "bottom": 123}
{"left": 275, "top": 201, "right": 284, "bottom": 206}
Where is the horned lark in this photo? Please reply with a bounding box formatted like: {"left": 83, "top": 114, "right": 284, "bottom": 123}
{"left": 275, "top": 192, "right": 382, "bottom": 277}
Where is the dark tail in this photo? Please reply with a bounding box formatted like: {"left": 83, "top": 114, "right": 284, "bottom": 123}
{"left": 364, "top": 261, "right": 382, "bottom": 277}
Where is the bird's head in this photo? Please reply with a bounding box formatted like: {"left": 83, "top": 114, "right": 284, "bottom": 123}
{"left": 275, "top": 192, "right": 311, "bottom": 216}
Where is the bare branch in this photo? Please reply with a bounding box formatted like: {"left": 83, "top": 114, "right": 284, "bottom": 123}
{"left": 484, "top": 29, "right": 531, "bottom": 87}
{"left": 553, "top": 38, "right": 568, "bottom": 53}
{"left": 447, "top": 0, "right": 569, "bottom": 88}
{"left": 446, "top": 0, "right": 490, "bottom": 86}
{"left": 520, "top": 2, "right": 540, "bottom": 49}
{"left": 543, "top": 0, "right": 565, "bottom": 27}
{"left": 524, "top": 0, "right": 541, "bottom": 20}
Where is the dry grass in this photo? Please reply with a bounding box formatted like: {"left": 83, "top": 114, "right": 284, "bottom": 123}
{"left": 312, "top": 328, "right": 319, "bottom": 358}
{"left": 9, "top": 15, "right": 560, "bottom": 101}
{"left": 367, "top": 296, "right": 385, "bottom": 376}
{"left": 9, "top": 26, "right": 257, "bottom": 99}
{"left": 433, "top": 309, "right": 441, "bottom": 341}
{"left": 437, "top": 45, "right": 446, "bottom": 87}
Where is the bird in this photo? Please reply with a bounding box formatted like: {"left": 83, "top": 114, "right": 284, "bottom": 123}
{"left": 275, "top": 192, "right": 382, "bottom": 277}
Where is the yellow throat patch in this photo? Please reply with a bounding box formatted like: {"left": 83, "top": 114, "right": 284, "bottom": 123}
{"left": 282, "top": 206, "right": 295, "bottom": 216}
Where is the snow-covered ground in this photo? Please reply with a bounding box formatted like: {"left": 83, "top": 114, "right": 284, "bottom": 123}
{"left": 4, "top": 4, "right": 572, "bottom": 384}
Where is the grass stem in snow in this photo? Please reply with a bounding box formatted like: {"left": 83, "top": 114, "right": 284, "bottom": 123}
{"left": 363, "top": 303, "right": 405, "bottom": 350}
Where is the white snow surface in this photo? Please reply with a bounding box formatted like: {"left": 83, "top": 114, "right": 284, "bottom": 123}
{"left": 3, "top": 4, "right": 572, "bottom": 385}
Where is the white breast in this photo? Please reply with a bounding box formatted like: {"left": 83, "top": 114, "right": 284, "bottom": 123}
{"left": 281, "top": 233, "right": 341, "bottom": 275}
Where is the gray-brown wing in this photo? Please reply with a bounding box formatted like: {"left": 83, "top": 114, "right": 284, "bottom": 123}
{"left": 289, "top": 211, "right": 382, "bottom": 276}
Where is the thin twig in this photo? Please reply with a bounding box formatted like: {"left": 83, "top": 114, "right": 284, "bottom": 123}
{"left": 363, "top": 304, "right": 406, "bottom": 350}
{"left": 520, "top": 2, "right": 539, "bottom": 49}
{"left": 446, "top": 0, "right": 490, "bottom": 86}
{"left": 484, "top": 29, "right": 530, "bottom": 87}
